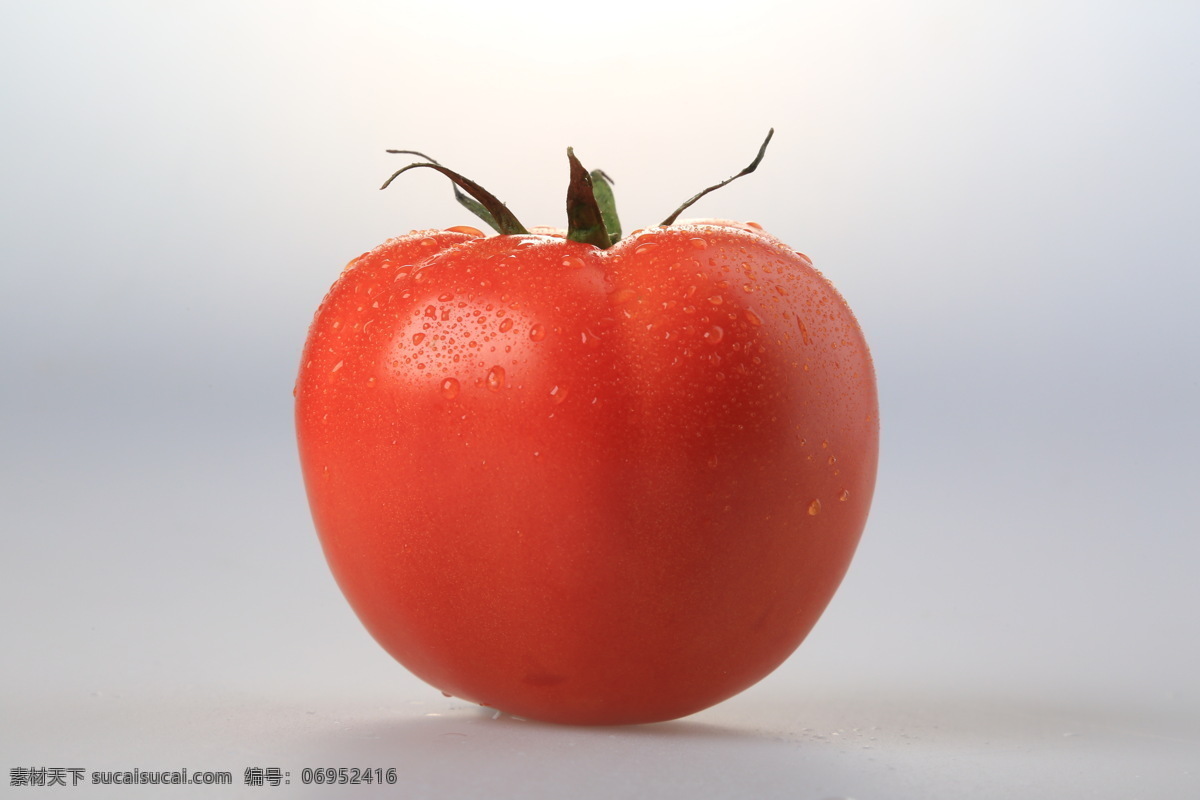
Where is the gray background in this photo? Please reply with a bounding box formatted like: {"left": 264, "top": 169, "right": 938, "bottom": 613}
{"left": 2, "top": 1, "right": 1197, "bottom": 797}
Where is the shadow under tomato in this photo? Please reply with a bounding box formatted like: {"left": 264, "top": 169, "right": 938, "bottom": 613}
{"left": 293, "top": 701, "right": 835, "bottom": 797}
{"left": 321, "top": 700, "right": 765, "bottom": 746}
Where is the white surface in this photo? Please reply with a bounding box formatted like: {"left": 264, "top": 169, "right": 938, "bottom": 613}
{"left": 4, "top": 444, "right": 1197, "bottom": 798}
{"left": 3, "top": 2, "right": 1198, "bottom": 798}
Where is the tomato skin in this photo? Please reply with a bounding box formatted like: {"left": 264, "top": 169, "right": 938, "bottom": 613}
{"left": 295, "top": 222, "right": 878, "bottom": 725}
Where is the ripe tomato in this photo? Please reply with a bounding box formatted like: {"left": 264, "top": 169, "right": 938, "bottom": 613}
{"left": 295, "top": 138, "right": 878, "bottom": 725}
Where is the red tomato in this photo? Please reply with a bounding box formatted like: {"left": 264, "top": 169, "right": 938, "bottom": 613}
{"left": 295, "top": 145, "right": 878, "bottom": 725}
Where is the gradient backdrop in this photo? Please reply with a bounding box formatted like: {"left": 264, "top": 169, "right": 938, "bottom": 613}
{"left": 2, "top": 2, "right": 1197, "bottom": 798}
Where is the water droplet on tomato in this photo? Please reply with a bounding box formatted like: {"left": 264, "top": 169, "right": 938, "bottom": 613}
{"left": 420, "top": 237, "right": 438, "bottom": 247}
{"left": 796, "top": 316, "right": 813, "bottom": 345}
{"left": 412, "top": 332, "right": 425, "bottom": 345}
{"left": 745, "top": 310, "right": 763, "bottom": 327}
{"left": 688, "top": 237, "right": 708, "bottom": 250}
{"left": 486, "top": 365, "right": 506, "bottom": 391}
{"left": 331, "top": 360, "right": 343, "bottom": 373}
{"left": 746, "top": 221, "right": 763, "bottom": 230}
{"left": 707, "top": 295, "right": 724, "bottom": 305}
{"left": 794, "top": 250, "right": 813, "bottom": 265}
{"left": 703, "top": 325, "right": 724, "bottom": 345}
{"left": 808, "top": 499, "right": 822, "bottom": 516}
{"left": 441, "top": 378, "right": 460, "bottom": 399}
{"left": 549, "top": 384, "right": 568, "bottom": 404}
{"left": 562, "top": 256, "right": 585, "bottom": 269}
{"left": 366, "top": 376, "right": 376, "bottom": 388}
{"left": 445, "top": 225, "right": 484, "bottom": 237}
{"left": 438, "top": 292, "right": 454, "bottom": 302}
{"left": 839, "top": 489, "right": 851, "bottom": 502}
{"left": 634, "top": 242, "right": 659, "bottom": 255}
{"left": 499, "top": 318, "right": 514, "bottom": 333}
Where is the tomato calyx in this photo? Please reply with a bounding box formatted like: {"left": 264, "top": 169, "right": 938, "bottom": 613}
{"left": 659, "top": 128, "right": 774, "bottom": 226}
{"left": 381, "top": 129, "right": 774, "bottom": 248}
{"left": 565, "top": 147, "right": 615, "bottom": 249}
{"left": 382, "top": 150, "right": 529, "bottom": 236}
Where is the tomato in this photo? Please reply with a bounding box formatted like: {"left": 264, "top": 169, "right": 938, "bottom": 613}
{"left": 295, "top": 137, "right": 878, "bottom": 725}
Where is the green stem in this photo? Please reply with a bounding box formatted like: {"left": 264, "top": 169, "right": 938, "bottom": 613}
{"left": 589, "top": 169, "right": 621, "bottom": 242}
